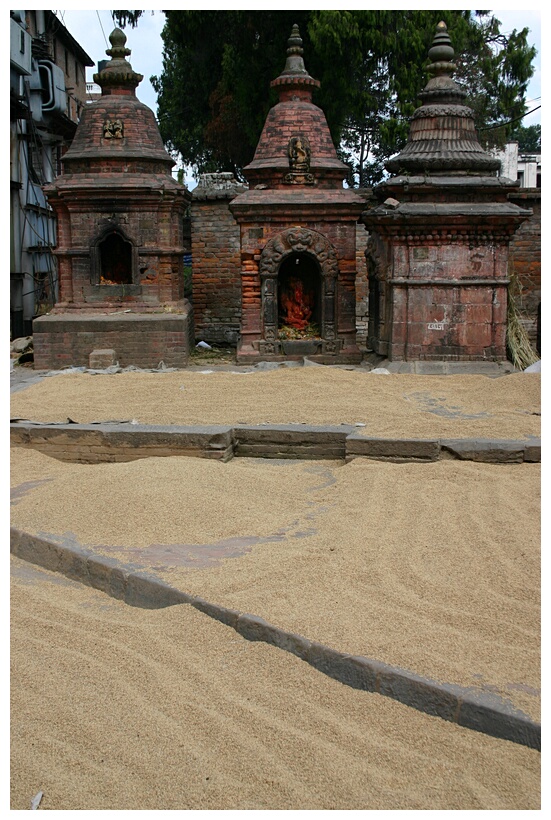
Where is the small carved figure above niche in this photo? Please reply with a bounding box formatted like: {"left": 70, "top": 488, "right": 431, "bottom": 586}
{"left": 285, "top": 135, "right": 314, "bottom": 184}
{"left": 103, "top": 118, "right": 124, "bottom": 139}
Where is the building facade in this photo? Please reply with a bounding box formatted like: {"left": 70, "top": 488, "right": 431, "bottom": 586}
{"left": 10, "top": 10, "right": 93, "bottom": 338}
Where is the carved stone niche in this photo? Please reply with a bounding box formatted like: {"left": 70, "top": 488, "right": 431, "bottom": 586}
{"left": 90, "top": 223, "right": 140, "bottom": 292}
{"left": 258, "top": 227, "right": 341, "bottom": 354}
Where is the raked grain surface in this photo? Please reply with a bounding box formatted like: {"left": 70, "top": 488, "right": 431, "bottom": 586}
{"left": 11, "top": 557, "right": 540, "bottom": 811}
{"left": 10, "top": 369, "right": 541, "bottom": 439}
{"left": 11, "top": 447, "right": 540, "bottom": 723}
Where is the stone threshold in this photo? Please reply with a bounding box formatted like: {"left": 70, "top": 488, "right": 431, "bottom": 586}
{"left": 10, "top": 526, "right": 540, "bottom": 752}
{"left": 10, "top": 421, "right": 541, "bottom": 464}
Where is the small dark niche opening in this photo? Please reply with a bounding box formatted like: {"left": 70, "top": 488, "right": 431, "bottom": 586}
{"left": 367, "top": 271, "right": 380, "bottom": 350}
{"left": 278, "top": 253, "right": 321, "bottom": 338}
{"left": 99, "top": 232, "right": 133, "bottom": 285}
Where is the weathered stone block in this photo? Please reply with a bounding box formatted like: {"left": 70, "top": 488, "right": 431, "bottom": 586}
{"left": 377, "top": 665, "right": 460, "bottom": 721}
{"left": 192, "top": 597, "right": 241, "bottom": 629}
{"left": 89, "top": 348, "right": 117, "bottom": 369}
{"left": 440, "top": 439, "right": 526, "bottom": 463}
{"left": 346, "top": 436, "right": 440, "bottom": 461}
{"left": 524, "top": 441, "right": 541, "bottom": 462}
{"left": 458, "top": 695, "right": 540, "bottom": 750}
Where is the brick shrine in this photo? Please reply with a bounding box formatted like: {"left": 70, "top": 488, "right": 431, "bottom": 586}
{"left": 33, "top": 28, "right": 192, "bottom": 370}
{"left": 32, "top": 22, "right": 539, "bottom": 369}
{"left": 228, "top": 25, "right": 366, "bottom": 363}
{"left": 361, "top": 22, "right": 532, "bottom": 362}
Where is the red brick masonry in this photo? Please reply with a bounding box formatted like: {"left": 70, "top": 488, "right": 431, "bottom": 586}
{"left": 33, "top": 312, "right": 192, "bottom": 370}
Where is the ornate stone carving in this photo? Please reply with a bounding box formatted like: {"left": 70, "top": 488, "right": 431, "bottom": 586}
{"left": 322, "top": 339, "right": 341, "bottom": 354}
{"left": 258, "top": 227, "right": 339, "bottom": 349}
{"left": 262, "top": 276, "right": 277, "bottom": 333}
{"left": 366, "top": 237, "right": 390, "bottom": 281}
{"left": 258, "top": 341, "right": 279, "bottom": 355}
{"left": 289, "top": 136, "right": 310, "bottom": 171}
{"left": 411, "top": 105, "right": 472, "bottom": 120}
{"left": 284, "top": 135, "right": 315, "bottom": 184}
{"left": 259, "top": 228, "right": 337, "bottom": 280}
{"left": 103, "top": 119, "right": 124, "bottom": 139}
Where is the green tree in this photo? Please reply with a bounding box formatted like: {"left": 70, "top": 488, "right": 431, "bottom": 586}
{"left": 457, "top": 14, "right": 537, "bottom": 152}
{"left": 114, "top": 10, "right": 313, "bottom": 180}
{"left": 113, "top": 10, "right": 536, "bottom": 185}
{"left": 509, "top": 123, "right": 541, "bottom": 151}
{"left": 308, "top": 10, "right": 536, "bottom": 183}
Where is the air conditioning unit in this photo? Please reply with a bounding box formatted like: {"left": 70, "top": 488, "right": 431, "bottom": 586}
{"left": 38, "top": 60, "right": 67, "bottom": 115}
{"left": 10, "top": 17, "right": 32, "bottom": 76}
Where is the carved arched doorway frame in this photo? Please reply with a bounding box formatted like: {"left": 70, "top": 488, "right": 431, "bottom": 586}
{"left": 258, "top": 227, "right": 339, "bottom": 350}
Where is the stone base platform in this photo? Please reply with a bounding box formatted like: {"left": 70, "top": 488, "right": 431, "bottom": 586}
{"left": 236, "top": 341, "right": 363, "bottom": 366}
{"left": 33, "top": 309, "right": 193, "bottom": 371}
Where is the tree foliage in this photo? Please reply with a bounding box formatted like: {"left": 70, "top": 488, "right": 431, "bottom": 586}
{"left": 112, "top": 10, "right": 536, "bottom": 186}
{"left": 509, "top": 123, "right": 541, "bottom": 152}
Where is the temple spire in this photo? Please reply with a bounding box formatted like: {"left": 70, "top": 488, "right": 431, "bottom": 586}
{"left": 93, "top": 28, "right": 143, "bottom": 95}
{"left": 280, "top": 24, "right": 310, "bottom": 77}
{"left": 385, "top": 21, "right": 500, "bottom": 176}
{"left": 270, "top": 24, "right": 320, "bottom": 100}
{"left": 427, "top": 20, "right": 457, "bottom": 78}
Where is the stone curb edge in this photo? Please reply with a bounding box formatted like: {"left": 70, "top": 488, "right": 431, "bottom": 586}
{"left": 10, "top": 527, "right": 540, "bottom": 752}
{"left": 10, "top": 422, "right": 541, "bottom": 464}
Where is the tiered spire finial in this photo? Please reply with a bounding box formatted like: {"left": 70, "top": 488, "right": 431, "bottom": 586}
{"left": 280, "top": 24, "right": 309, "bottom": 77}
{"left": 427, "top": 21, "right": 456, "bottom": 75}
{"left": 270, "top": 24, "right": 320, "bottom": 96}
{"left": 93, "top": 28, "right": 143, "bottom": 94}
{"left": 385, "top": 21, "right": 500, "bottom": 176}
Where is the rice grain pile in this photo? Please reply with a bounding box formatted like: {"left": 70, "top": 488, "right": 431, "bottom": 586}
{"left": 10, "top": 369, "right": 541, "bottom": 439}
{"left": 11, "top": 558, "right": 540, "bottom": 811}
{"left": 10, "top": 368, "right": 540, "bottom": 810}
{"left": 11, "top": 448, "right": 540, "bottom": 722}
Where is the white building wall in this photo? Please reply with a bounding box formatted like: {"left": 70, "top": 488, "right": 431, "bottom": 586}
{"left": 494, "top": 142, "right": 541, "bottom": 188}
{"left": 517, "top": 156, "right": 541, "bottom": 188}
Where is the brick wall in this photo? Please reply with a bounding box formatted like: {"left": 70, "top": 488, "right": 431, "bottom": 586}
{"left": 191, "top": 176, "right": 245, "bottom": 345}
{"left": 508, "top": 190, "right": 541, "bottom": 350}
{"left": 33, "top": 311, "right": 193, "bottom": 370}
